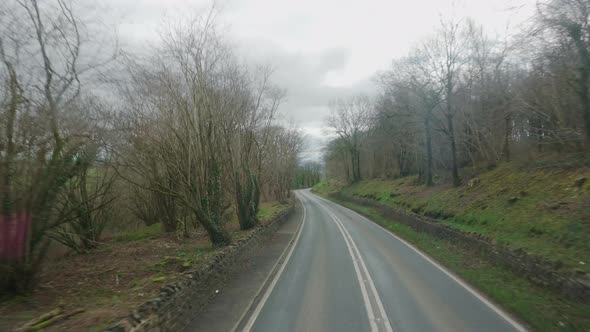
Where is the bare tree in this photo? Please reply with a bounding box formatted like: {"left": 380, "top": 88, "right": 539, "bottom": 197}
{"left": 221, "top": 67, "right": 285, "bottom": 230}
{"left": 0, "top": 0, "right": 116, "bottom": 292}
{"left": 116, "top": 11, "right": 235, "bottom": 245}
{"left": 423, "top": 17, "right": 471, "bottom": 186}
{"left": 377, "top": 50, "right": 445, "bottom": 185}
{"left": 536, "top": 0, "right": 590, "bottom": 146}
{"left": 263, "top": 125, "right": 304, "bottom": 201}
{"left": 115, "top": 8, "right": 298, "bottom": 242}
{"left": 326, "top": 95, "right": 372, "bottom": 183}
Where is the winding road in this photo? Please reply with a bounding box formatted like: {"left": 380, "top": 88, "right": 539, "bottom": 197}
{"left": 242, "top": 189, "right": 528, "bottom": 332}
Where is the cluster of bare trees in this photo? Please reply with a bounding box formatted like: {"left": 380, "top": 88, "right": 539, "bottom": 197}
{"left": 292, "top": 161, "right": 322, "bottom": 189}
{"left": 325, "top": 0, "right": 590, "bottom": 185}
{"left": 0, "top": 0, "right": 119, "bottom": 292}
{"left": 115, "top": 11, "right": 303, "bottom": 243}
{"left": 0, "top": 1, "right": 302, "bottom": 293}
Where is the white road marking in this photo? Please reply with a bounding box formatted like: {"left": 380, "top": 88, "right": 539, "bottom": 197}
{"left": 242, "top": 192, "right": 307, "bottom": 332}
{"left": 311, "top": 192, "right": 394, "bottom": 332}
{"left": 328, "top": 208, "right": 394, "bottom": 332}
{"left": 322, "top": 205, "right": 379, "bottom": 332}
{"left": 312, "top": 192, "right": 529, "bottom": 332}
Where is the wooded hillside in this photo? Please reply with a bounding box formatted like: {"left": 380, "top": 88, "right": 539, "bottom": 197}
{"left": 324, "top": 0, "right": 590, "bottom": 185}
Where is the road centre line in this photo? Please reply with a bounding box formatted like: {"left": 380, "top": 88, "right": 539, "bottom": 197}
{"left": 312, "top": 193, "right": 394, "bottom": 332}
{"left": 312, "top": 192, "right": 528, "bottom": 332}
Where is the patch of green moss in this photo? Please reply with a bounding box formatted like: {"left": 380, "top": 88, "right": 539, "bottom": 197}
{"left": 112, "top": 223, "right": 162, "bottom": 243}
{"left": 257, "top": 202, "right": 291, "bottom": 221}
{"left": 311, "top": 179, "right": 346, "bottom": 195}
{"left": 151, "top": 276, "right": 167, "bottom": 283}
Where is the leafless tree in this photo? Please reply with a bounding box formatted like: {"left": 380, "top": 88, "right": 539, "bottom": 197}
{"left": 536, "top": 0, "right": 590, "bottom": 146}
{"left": 326, "top": 95, "right": 372, "bottom": 183}
{"left": 115, "top": 8, "right": 300, "bottom": 242}
{"left": 377, "top": 50, "right": 445, "bottom": 185}
{"left": 422, "top": 17, "right": 472, "bottom": 186}
{"left": 0, "top": 0, "right": 116, "bottom": 292}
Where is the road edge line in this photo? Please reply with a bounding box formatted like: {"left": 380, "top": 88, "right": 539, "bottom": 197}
{"left": 313, "top": 192, "right": 529, "bottom": 332}
{"left": 315, "top": 197, "right": 379, "bottom": 332}
{"left": 231, "top": 192, "right": 307, "bottom": 332}
{"left": 324, "top": 207, "right": 394, "bottom": 332}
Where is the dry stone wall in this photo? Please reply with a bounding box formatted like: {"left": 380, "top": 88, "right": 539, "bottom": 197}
{"left": 105, "top": 205, "right": 295, "bottom": 332}
{"left": 332, "top": 192, "right": 590, "bottom": 304}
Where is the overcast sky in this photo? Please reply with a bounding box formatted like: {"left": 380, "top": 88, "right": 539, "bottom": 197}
{"left": 92, "top": 0, "right": 536, "bottom": 160}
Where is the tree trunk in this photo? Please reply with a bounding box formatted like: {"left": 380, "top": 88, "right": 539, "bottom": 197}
{"left": 424, "top": 115, "right": 433, "bottom": 186}
{"left": 447, "top": 113, "right": 461, "bottom": 186}
{"left": 570, "top": 25, "right": 590, "bottom": 146}
{"left": 197, "top": 159, "right": 231, "bottom": 246}
{"left": 350, "top": 148, "right": 361, "bottom": 182}
{"left": 201, "top": 219, "right": 231, "bottom": 246}
{"left": 577, "top": 62, "right": 590, "bottom": 146}
{"left": 160, "top": 178, "right": 178, "bottom": 233}
{"left": 446, "top": 71, "right": 460, "bottom": 186}
{"left": 502, "top": 112, "right": 512, "bottom": 162}
{"left": 356, "top": 149, "right": 361, "bottom": 181}
{"left": 1, "top": 56, "right": 19, "bottom": 218}
{"left": 236, "top": 172, "right": 260, "bottom": 230}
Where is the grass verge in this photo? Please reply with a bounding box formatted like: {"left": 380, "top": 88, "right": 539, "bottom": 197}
{"left": 318, "top": 159, "right": 590, "bottom": 275}
{"left": 320, "top": 192, "right": 590, "bottom": 332}
{"left": 258, "top": 201, "right": 292, "bottom": 222}
{"left": 111, "top": 222, "right": 162, "bottom": 242}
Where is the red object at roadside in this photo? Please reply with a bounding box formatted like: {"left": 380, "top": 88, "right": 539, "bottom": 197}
{"left": 0, "top": 213, "right": 31, "bottom": 261}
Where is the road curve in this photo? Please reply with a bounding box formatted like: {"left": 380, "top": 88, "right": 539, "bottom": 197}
{"left": 244, "top": 189, "right": 527, "bottom": 332}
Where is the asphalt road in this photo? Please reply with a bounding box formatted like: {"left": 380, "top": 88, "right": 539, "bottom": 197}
{"left": 243, "top": 189, "right": 528, "bottom": 332}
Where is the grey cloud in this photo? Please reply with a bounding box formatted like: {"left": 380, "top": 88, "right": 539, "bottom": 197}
{"left": 233, "top": 37, "right": 376, "bottom": 127}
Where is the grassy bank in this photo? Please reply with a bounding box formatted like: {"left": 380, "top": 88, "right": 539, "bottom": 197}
{"left": 317, "top": 192, "right": 590, "bottom": 332}
{"left": 313, "top": 159, "right": 590, "bottom": 331}
{"left": 0, "top": 201, "right": 292, "bottom": 332}
{"left": 317, "top": 161, "right": 590, "bottom": 274}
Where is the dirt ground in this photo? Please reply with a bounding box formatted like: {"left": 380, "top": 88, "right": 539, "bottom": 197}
{"left": 0, "top": 232, "right": 214, "bottom": 331}
{"left": 0, "top": 202, "right": 290, "bottom": 331}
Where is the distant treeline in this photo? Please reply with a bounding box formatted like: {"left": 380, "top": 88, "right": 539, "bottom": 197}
{"left": 323, "top": 0, "right": 590, "bottom": 185}
{"left": 292, "top": 161, "right": 322, "bottom": 189}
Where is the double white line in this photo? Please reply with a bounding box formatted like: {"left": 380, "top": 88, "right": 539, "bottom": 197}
{"left": 241, "top": 191, "right": 393, "bottom": 332}
{"left": 317, "top": 200, "right": 394, "bottom": 332}
{"left": 315, "top": 194, "right": 528, "bottom": 332}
